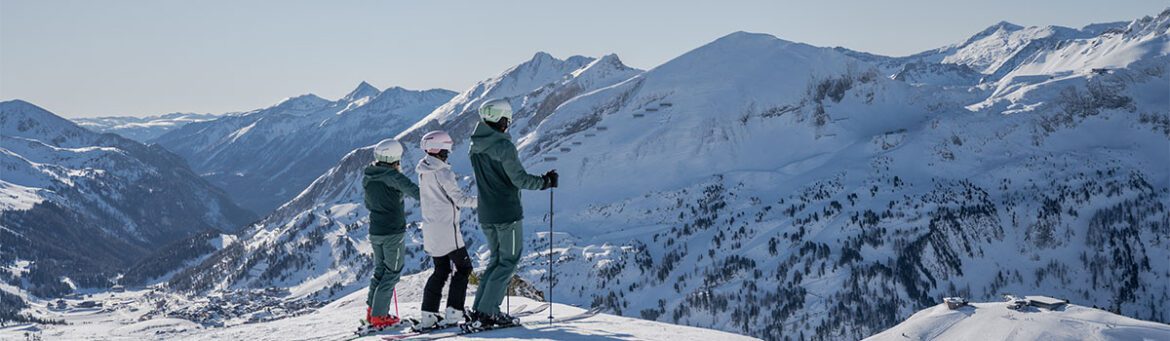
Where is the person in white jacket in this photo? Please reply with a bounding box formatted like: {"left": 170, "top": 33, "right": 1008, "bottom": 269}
{"left": 414, "top": 130, "right": 477, "bottom": 330}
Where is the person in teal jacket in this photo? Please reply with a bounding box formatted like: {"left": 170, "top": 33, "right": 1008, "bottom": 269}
{"left": 362, "top": 138, "right": 420, "bottom": 330}
{"left": 466, "top": 98, "right": 557, "bottom": 329}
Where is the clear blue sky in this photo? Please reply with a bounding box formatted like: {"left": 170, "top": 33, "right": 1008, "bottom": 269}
{"left": 1, "top": 0, "right": 1165, "bottom": 118}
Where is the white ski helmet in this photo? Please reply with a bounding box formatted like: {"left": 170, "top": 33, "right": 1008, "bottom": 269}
{"left": 420, "top": 130, "right": 454, "bottom": 154}
{"left": 478, "top": 98, "right": 513, "bottom": 123}
{"left": 373, "top": 138, "right": 404, "bottom": 164}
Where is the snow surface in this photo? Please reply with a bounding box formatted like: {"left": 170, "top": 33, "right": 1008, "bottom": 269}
{"left": 1, "top": 272, "right": 757, "bottom": 341}
{"left": 0, "top": 180, "right": 43, "bottom": 211}
{"left": 865, "top": 302, "right": 1170, "bottom": 341}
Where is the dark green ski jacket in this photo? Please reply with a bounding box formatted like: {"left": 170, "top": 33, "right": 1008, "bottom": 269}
{"left": 469, "top": 121, "right": 546, "bottom": 224}
{"left": 363, "top": 164, "right": 420, "bottom": 235}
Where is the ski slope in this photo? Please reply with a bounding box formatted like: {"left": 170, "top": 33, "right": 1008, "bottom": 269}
{"left": 865, "top": 301, "right": 1170, "bottom": 341}
{"left": 1, "top": 271, "right": 757, "bottom": 341}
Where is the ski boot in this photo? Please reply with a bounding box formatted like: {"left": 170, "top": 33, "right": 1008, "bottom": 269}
{"left": 356, "top": 314, "right": 402, "bottom": 335}
{"left": 462, "top": 311, "right": 519, "bottom": 333}
{"left": 411, "top": 311, "right": 442, "bottom": 332}
{"left": 440, "top": 307, "right": 465, "bottom": 327}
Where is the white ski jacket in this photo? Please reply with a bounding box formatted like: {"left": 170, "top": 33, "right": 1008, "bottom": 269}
{"left": 415, "top": 155, "right": 477, "bottom": 257}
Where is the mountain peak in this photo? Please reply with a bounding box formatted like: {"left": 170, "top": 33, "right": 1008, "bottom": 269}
{"left": 965, "top": 21, "right": 1025, "bottom": 43}
{"left": 1, "top": 99, "right": 71, "bottom": 125}
{"left": 674, "top": 31, "right": 813, "bottom": 64}
{"left": 489, "top": 52, "right": 595, "bottom": 87}
{"left": 0, "top": 99, "right": 96, "bottom": 148}
{"left": 571, "top": 53, "right": 636, "bottom": 79}
{"left": 530, "top": 51, "right": 555, "bottom": 62}
{"left": 281, "top": 93, "right": 327, "bottom": 104}
{"left": 517, "top": 51, "right": 595, "bottom": 71}
{"left": 270, "top": 93, "right": 331, "bottom": 113}
{"left": 992, "top": 20, "right": 1024, "bottom": 31}
{"left": 342, "top": 81, "right": 380, "bottom": 101}
{"left": 715, "top": 31, "right": 792, "bottom": 44}
{"left": 596, "top": 53, "right": 624, "bottom": 66}
{"left": 2, "top": 98, "right": 34, "bottom": 106}
{"left": 699, "top": 31, "right": 806, "bottom": 54}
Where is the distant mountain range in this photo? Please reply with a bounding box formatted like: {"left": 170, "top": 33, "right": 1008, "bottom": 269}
{"left": 74, "top": 112, "right": 220, "bottom": 142}
{"left": 3, "top": 8, "right": 1167, "bottom": 341}
{"left": 149, "top": 83, "right": 456, "bottom": 214}
{"left": 0, "top": 100, "right": 255, "bottom": 298}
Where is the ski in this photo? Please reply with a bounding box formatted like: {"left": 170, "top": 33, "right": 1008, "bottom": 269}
{"left": 345, "top": 318, "right": 416, "bottom": 341}
{"left": 383, "top": 307, "right": 602, "bottom": 341}
{"left": 513, "top": 303, "right": 551, "bottom": 317}
{"left": 381, "top": 303, "right": 554, "bottom": 340}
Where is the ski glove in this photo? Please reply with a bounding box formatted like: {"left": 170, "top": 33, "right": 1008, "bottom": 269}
{"left": 542, "top": 170, "right": 559, "bottom": 189}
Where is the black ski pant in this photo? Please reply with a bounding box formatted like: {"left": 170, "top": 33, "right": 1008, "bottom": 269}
{"left": 422, "top": 247, "right": 473, "bottom": 313}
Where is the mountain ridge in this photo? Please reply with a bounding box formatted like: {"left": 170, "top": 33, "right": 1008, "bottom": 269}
{"left": 150, "top": 83, "right": 455, "bottom": 213}
{"left": 1, "top": 100, "right": 255, "bottom": 299}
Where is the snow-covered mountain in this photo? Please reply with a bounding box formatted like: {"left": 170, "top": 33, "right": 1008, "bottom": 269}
{"left": 73, "top": 113, "right": 220, "bottom": 142}
{"left": 94, "top": 8, "right": 1170, "bottom": 341}
{"left": 165, "top": 52, "right": 640, "bottom": 299}
{"left": 0, "top": 100, "right": 255, "bottom": 301}
{"left": 866, "top": 300, "right": 1170, "bottom": 340}
{"left": 151, "top": 83, "right": 455, "bottom": 214}
{"left": 507, "top": 13, "right": 1167, "bottom": 339}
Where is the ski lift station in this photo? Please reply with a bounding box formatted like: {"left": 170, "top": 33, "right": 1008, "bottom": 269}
{"left": 1026, "top": 295, "right": 1069, "bottom": 310}
{"left": 1003, "top": 295, "right": 1068, "bottom": 310}
{"left": 943, "top": 297, "right": 968, "bottom": 310}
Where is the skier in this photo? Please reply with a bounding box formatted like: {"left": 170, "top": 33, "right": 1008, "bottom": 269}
{"left": 466, "top": 98, "right": 558, "bottom": 329}
{"left": 362, "top": 138, "right": 420, "bottom": 330}
{"left": 413, "top": 130, "right": 477, "bottom": 330}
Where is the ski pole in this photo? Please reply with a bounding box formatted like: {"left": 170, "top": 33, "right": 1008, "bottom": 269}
{"left": 393, "top": 288, "right": 399, "bottom": 318}
{"left": 548, "top": 188, "right": 554, "bottom": 325}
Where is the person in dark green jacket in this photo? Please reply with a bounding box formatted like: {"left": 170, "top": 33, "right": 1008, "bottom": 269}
{"left": 466, "top": 98, "right": 558, "bottom": 329}
{"left": 362, "top": 138, "right": 420, "bottom": 330}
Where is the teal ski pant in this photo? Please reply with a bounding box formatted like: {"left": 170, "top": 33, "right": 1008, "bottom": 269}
{"left": 472, "top": 220, "right": 523, "bottom": 314}
{"left": 367, "top": 232, "right": 405, "bottom": 316}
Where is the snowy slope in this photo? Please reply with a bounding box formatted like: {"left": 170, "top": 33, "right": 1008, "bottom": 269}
{"left": 0, "top": 100, "right": 255, "bottom": 300}
{"left": 842, "top": 12, "right": 1153, "bottom": 86}
{"left": 74, "top": 112, "right": 219, "bottom": 142}
{"left": 152, "top": 82, "right": 455, "bottom": 214}
{"left": 970, "top": 9, "right": 1170, "bottom": 114}
{"left": 93, "top": 9, "right": 1170, "bottom": 341}
{"left": 865, "top": 301, "right": 1170, "bottom": 341}
{"left": 2, "top": 272, "right": 757, "bottom": 341}
{"left": 510, "top": 19, "right": 1167, "bottom": 340}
